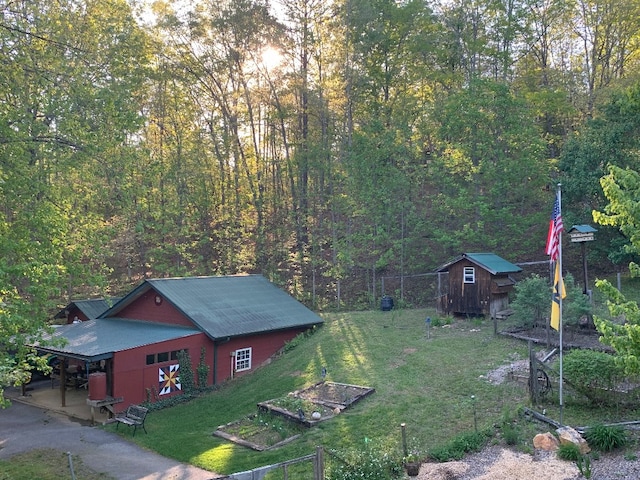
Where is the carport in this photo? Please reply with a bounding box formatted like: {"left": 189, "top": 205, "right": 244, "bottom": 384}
{"left": 29, "top": 317, "right": 201, "bottom": 416}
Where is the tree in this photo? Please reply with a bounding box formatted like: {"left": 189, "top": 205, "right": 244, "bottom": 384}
{"left": 592, "top": 279, "right": 640, "bottom": 375}
{"left": 428, "top": 79, "right": 550, "bottom": 259}
{"left": 592, "top": 152, "right": 640, "bottom": 375}
{"left": 0, "top": 0, "right": 151, "bottom": 404}
{"left": 511, "top": 272, "right": 590, "bottom": 330}
{"left": 561, "top": 83, "right": 640, "bottom": 266}
{"left": 511, "top": 275, "right": 550, "bottom": 328}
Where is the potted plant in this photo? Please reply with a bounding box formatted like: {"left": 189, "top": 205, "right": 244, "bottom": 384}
{"left": 403, "top": 452, "right": 421, "bottom": 477}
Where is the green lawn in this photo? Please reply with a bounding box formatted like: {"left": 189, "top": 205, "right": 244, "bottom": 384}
{"left": 0, "top": 449, "right": 113, "bottom": 480}
{"left": 6, "top": 307, "right": 640, "bottom": 478}
{"left": 104, "top": 309, "right": 540, "bottom": 475}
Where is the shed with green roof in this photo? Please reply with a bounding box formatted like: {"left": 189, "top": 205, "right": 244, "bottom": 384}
{"left": 436, "top": 253, "right": 521, "bottom": 317}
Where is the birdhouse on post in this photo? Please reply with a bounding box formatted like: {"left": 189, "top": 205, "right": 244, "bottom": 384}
{"left": 568, "top": 224, "right": 596, "bottom": 243}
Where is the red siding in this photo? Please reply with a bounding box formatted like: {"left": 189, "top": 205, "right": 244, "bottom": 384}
{"left": 117, "top": 292, "right": 193, "bottom": 327}
{"left": 106, "top": 289, "right": 312, "bottom": 411}
{"left": 111, "top": 333, "right": 210, "bottom": 411}
{"left": 213, "top": 329, "right": 305, "bottom": 382}
{"left": 109, "top": 328, "right": 304, "bottom": 411}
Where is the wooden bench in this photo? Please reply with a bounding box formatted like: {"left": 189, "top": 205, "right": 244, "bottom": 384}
{"left": 115, "top": 405, "right": 148, "bottom": 436}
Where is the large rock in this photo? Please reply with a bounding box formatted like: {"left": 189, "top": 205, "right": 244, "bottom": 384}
{"left": 556, "top": 426, "right": 590, "bottom": 454}
{"left": 533, "top": 432, "right": 559, "bottom": 451}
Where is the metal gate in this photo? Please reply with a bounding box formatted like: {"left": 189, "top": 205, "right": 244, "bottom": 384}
{"left": 222, "top": 446, "right": 324, "bottom": 480}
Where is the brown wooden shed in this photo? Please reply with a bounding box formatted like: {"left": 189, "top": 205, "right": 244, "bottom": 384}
{"left": 436, "top": 253, "right": 522, "bottom": 317}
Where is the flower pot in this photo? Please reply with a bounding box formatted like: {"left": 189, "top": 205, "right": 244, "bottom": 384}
{"left": 405, "top": 461, "right": 420, "bottom": 476}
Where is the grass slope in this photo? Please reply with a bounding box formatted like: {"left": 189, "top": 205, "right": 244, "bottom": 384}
{"left": 108, "top": 309, "right": 532, "bottom": 475}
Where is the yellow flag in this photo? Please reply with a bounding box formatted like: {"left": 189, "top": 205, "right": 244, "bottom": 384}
{"left": 551, "top": 262, "right": 566, "bottom": 331}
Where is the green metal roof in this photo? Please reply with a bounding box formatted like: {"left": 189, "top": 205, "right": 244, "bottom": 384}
{"left": 437, "top": 253, "right": 522, "bottom": 275}
{"left": 33, "top": 318, "right": 200, "bottom": 362}
{"left": 55, "top": 298, "right": 121, "bottom": 320}
{"left": 568, "top": 224, "right": 597, "bottom": 233}
{"left": 103, "top": 274, "right": 324, "bottom": 340}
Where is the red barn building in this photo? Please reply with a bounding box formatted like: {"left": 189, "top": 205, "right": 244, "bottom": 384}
{"left": 35, "top": 275, "right": 324, "bottom": 411}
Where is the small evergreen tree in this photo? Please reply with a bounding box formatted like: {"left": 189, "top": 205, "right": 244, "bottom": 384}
{"left": 511, "top": 273, "right": 592, "bottom": 329}
{"left": 197, "top": 347, "right": 209, "bottom": 389}
{"left": 510, "top": 275, "right": 548, "bottom": 328}
{"left": 177, "top": 350, "right": 195, "bottom": 395}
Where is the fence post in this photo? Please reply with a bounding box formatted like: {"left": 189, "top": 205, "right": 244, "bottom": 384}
{"left": 315, "top": 445, "right": 324, "bottom": 480}
{"left": 528, "top": 340, "right": 539, "bottom": 404}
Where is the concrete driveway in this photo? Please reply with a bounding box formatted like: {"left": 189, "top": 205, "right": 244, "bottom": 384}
{"left": 0, "top": 394, "right": 222, "bottom": 480}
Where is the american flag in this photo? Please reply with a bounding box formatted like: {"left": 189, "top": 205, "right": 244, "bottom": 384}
{"left": 545, "top": 195, "right": 563, "bottom": 261}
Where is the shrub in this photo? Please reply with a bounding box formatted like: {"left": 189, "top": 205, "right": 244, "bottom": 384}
{"left": 430, "top": 317, "right": 451, "bottom": 327}
{"left": 562, "top": 349, "right": 626, "bottom": 405}
{"left": 501, "top": 423, "right": 520, "bottom": 446}
{"left": 584, "top": 424, "right": 627, "bottom": 452}
{"left": 510, "top": 275, "right": 549, "bottom": 328}
{"left": 177, "top": 349, "right": 195, "bottom": 394}
{"left": 510, "top": 273, "right": 591, "bottom": 329}
{"left": 576, "top": 454, "right": 592, "bottom": 479}
{"left": 557, "top": 443, "right": 581, "bottom": 461}
{"left": 197, "top": 347, "right": 209, "bottom": 389}
{"left": 326, "top": 444, "right": 403, "bottom": 480}
{"left": 427, "top": 430, "right": 491, "bottom": 462}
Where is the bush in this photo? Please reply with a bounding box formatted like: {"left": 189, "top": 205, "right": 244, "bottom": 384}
{"left": 562, "top": 349, "right": 626, "bottom": 405}
{"left": 557, "top": 443, "right": 581, "bottom": 461}
{"left": 510, "top": 275, "right": 549, "bottom": 328}
{"left": 584, "top": 424, "right": 627, "bottom": 452}
{"left": 510, "top": 273, "right": 591, "bottom": 329}
{"left": 501, "top": 423, "right": 520, "bottom": 446}
{"left": 427, "top": 430, "right": 491, "bottom": 462}
{"left": 326, "top": 444, "right": 403, "bottom": 480}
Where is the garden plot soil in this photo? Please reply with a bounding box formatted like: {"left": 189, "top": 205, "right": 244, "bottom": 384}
{"left": 292, "top": 381, "right": 375, "bottom": 408}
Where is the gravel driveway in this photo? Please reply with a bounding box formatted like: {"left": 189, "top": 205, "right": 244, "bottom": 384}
{"left": 0, "top": 401, "right": 221, "bottom": 480}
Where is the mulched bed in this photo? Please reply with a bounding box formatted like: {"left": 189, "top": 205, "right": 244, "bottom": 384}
{"left": 501, "top": 326, "right": 613, "bottom": 352}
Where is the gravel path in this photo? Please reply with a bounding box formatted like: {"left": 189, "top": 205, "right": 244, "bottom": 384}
{"left": 415, "top": 444, "right": 640, "bottom": 480}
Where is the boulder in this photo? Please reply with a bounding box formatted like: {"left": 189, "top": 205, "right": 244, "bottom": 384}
{"left": 556, "top": 426, "right": 590, "bottom": 454}
{"left": 533, "top": 432, "right": 559, "bottom": 451}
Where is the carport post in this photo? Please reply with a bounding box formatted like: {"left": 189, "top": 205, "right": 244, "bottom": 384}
{"left": 60, "top": 357, "right": 66, "bottom": 407}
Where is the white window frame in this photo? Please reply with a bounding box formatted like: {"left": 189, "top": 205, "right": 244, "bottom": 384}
{"left": 234, "top": 347, "right": 252, "bottom": 372}
{"left": 463, "top": 267, "right": 476, "bottom": 284}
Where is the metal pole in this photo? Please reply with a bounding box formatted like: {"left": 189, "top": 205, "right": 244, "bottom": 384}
{"left": 557, "top": 184, "right": 564, "bottom": 427}
{"left": 401, "top": 423, "right": 408, "bottom": 457}
{"left": 67, "top": 452, "right": 76, "bottom": 480}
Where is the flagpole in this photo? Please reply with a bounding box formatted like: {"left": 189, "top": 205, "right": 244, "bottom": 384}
{"left": 557, "top": 183, "right": 564, "bottom": 426}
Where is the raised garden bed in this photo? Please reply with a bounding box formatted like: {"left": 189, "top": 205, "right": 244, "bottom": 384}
{"left": 258, "top": 381, "right": 375, "bottom": 427}
{"left": 214, "top": 381, "right": 375, "bottom": 449}
{"left": 214, "top": 413, "right": 303, "bottom": 451}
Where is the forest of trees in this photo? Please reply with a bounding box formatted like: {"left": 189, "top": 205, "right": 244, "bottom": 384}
{"left": 2, "top": 0, "right": 640, "bottom": 327}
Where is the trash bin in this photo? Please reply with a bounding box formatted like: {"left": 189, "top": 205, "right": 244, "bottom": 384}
{"left": 380, "top": 296, "right": 394, "bottom": 311}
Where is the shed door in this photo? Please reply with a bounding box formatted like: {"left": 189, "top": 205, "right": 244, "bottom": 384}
{"left": 462, "top": 267, "right": 482, "bottom": 314}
